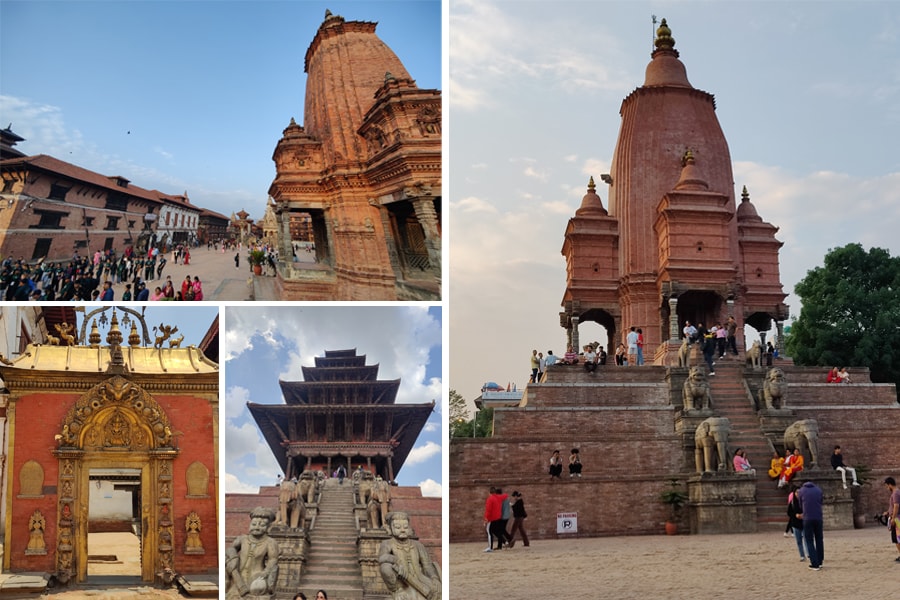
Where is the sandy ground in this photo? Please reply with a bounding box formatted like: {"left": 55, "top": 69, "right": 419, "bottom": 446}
{"left": 450, "top": 527, "right": 899, "bottom": 600}
{"left": 34, "top": 533, "right": 190, "bottom": 599}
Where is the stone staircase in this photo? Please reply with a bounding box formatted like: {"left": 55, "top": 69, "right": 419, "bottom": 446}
{"left": 706, "top": 357, "right": 786, "bottom": 530}
{"left": 298, "top": 478, "right": 364, "bottom": 600}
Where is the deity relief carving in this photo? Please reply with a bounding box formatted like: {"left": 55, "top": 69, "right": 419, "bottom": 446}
{"left": 59, "top": 376, "right": 173, "bottom": 450}
{"left": 26, "top": 510, "right": 47, "bottom": 554}
{"left": 416, "top": 105, "right": 441, "bottom": 136}
{"left": 104, "top": 409, "right": 132, "bottom": 447}
{"left": 185, "top": 511, "right": 204, "bottom": 553}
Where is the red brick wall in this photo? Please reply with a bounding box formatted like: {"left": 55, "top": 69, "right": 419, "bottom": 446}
{"left": 7, "top": 390, "right": 218, "bottom": 574}
{"left": 450, "top": 367, "right": 900, "bottom": 542}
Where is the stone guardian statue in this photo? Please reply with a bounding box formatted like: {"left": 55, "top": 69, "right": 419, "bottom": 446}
{"left": 225, "top": 507, "right": 280, "bottom": 599}
{"left": 379, "top": 511, "right": 441, "bottom": 600}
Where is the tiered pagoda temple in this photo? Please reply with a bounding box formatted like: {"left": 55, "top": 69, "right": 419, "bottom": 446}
{"left": 248, "top": 349, "right": 433, "bottom": 484}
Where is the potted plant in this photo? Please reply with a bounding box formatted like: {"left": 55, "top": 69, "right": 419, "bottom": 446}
{"left": 659, "top": 478, "right": 688, "bottom": 535}
{"left": 248, "top": 249, "right": 266, "bottom": 275}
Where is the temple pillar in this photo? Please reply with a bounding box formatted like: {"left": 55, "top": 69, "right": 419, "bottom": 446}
{"left": 277, "top": 208, "right": 292, "bottom": 262}
{"left": 571, "top": 316, "right": 580, "bottom": 354}
{"left": 776, "top": 320, "right": 785, "bottom": 357}
{"left": 387, "top": 455, "right": 395, "bottom": 484}
{"left": 412, "top": 197, "right": 441, "bottom": 272}
{"left": 668, "top": 297, "right": 679, "bottom": 341}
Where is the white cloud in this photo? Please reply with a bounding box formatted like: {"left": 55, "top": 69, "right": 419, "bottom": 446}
{"left": 418, "top": 479, "right": 442, "bottom": 498}
{"left": 454, "top": 196, "right": 498, "bottom": 214}
{"left": 405, "top": 441, "right": 441, "bottom": 466}
{"left": 224, "top": 471, "right": 260, "bottom": 494}
{"left": 523, "top": 165, "right": 548, "bottom": 182}
{"left": 224, "top": 385, "right": 251, "bottom": 423}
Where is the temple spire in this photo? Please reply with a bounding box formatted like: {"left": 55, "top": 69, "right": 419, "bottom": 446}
{"left": 653, "top": 18, "right": 678, "bottom": 56}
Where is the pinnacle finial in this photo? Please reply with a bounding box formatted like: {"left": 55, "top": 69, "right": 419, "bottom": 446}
{"left": 681, "top": 148, "right": 695, "bottom": 167}
{"left": 654, "top": 18, "right": 676, "bottom": 52}
{"left": 588, "top": 176, "right": 596, "bottom": 191}
{"left": 742, "top": 185, "right": 750, "bottom": 201}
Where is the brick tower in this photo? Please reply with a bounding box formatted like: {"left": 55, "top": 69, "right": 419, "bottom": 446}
{"left": 269, "top": 10, "right": 442, "bottom": 301}
{"left": 561, "top": 19, "right": 788, "bottom": 360}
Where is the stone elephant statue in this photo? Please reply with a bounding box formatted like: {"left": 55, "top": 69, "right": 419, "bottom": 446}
{"left": 296, "top": 470, "right": 318, "bottom": 504}
{"left": 694, "top": 417, "right": 731, "bottom": 473}
{"left": 356, "top": 471, "right": 376, "bottom": 505}
{"left": 683, "top": 366, "right": 712, "bottom": 411}
{"left": 784, "top": 419, "right": 819, "bottom": 468}
{"left": 759, "top": 367, "right": 787, "bottom": 410}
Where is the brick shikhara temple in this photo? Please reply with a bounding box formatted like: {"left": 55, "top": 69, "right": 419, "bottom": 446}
{"left": 248, "top": 349, "right": 433, "bottom": 485}
{"left": 450, "top": 18, "right": 900, "bottom": 543}
{"left": 269, "top": 10, "right": 441, "bottom": 301}
{"left": 561, "top": 18, "right": 788, "bottom": 359}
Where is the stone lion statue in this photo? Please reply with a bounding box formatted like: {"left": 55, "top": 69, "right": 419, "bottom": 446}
{"left": 759, "top": 367, "right": 787, "bottom": 410}
{"left": 677, "top": 338, "right": 691, "bottom": 367}
{"left": 682, "top": 366, "right": 712, "bottom": 411}
{"left": 784, "top": 418, "right": 819, "bottom": 468}
{"left": 746, "top": 341, "right": 762, "bottom": 369}
{"left": 694, "top": 417, "right": 731, "bottom": 473}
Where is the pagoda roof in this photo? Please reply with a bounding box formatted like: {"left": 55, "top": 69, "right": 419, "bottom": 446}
{"left": 300, "top": 363, "right": 380, "bottom": 381}
{"left": 279, "top": 379, "right": 400, "bottom": 405}
{"left": 247, "top": 401, "right": 434, "bottom": 477}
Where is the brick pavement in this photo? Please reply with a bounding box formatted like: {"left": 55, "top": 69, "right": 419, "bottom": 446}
{"left": 106, "top": 247, "right": 254, "bottom": 302}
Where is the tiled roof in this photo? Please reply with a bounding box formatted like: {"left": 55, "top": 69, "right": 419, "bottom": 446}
{"left": 1, "top": 154, "right": 179, "bottom": 206}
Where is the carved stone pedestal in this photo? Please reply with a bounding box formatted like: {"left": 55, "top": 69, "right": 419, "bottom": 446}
{"left": 269, "top": 525, "right": 310, "bottom": 598}
{"left": 800, "top": 470, "right": 855, "bottom": 529}
{"left": 688, "top": 474, "right": 757, "bottom": 534}
{"left": 358, "top": 529, "right": 391, "bottom": 597}
{"left": 757, "top": 410, "right": 796, "bottom": 453}
{"left": 675, "top": 410, "right": 714, "bottom": 467}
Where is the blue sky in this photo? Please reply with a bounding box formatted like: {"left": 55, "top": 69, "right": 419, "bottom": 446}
{"left": 75, "top": 304, "right": 219, "bottom": 349}
{"left": 449, "top": 1, "right": 900, "bottom": 407}
{"left": 0, "top": 0, "right": 441, "bottom": 219}
{"left": 223, "top": 305, "right": 443, "bottom": 496}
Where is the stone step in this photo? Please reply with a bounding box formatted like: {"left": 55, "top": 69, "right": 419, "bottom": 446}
{"left": 299, "top": 479, "right": 364, "bottom": 598}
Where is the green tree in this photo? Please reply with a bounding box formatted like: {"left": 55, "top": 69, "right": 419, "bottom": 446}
{"left": 449, "top": 389, "right": 494, "bottom": 438}
{"left": 449, "top": 389, "right": 470, "bottom": 438}
{"left": 787, "top": 243, "right": 900, "bottom": 400}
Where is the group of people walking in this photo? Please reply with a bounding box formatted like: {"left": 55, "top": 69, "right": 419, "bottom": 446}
{"left": 483, "top": 487, "right": 529, "bottom": 551}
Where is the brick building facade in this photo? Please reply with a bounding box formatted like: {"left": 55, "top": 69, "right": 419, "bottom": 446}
{"left": 0, "top": 151, "right": 200, "bottom": 262}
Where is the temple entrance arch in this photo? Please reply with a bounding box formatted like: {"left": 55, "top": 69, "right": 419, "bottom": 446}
{"left": 578, "top": 308, "right": 616, "bottom": 355}
{"left": 53, "top": 376, "right": 178, "bottom": 584}
{"left": 673, "top": 290, "right": 723, "bottom": 331}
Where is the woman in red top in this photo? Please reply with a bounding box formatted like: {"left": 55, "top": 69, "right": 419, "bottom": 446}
{"left": 826, "top": 367, "right": 841, "bottom": 383}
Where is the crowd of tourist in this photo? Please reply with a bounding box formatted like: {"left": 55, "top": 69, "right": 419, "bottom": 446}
{"left": 1, "top": 243, "right": 212, "bottom": 302}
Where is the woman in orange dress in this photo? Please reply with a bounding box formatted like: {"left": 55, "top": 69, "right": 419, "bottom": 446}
{"left": 768, "top": 451, "right": 785, "bottom": 480}
{"left": 778, "top": 448, "right": 804, "bottom": 488}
